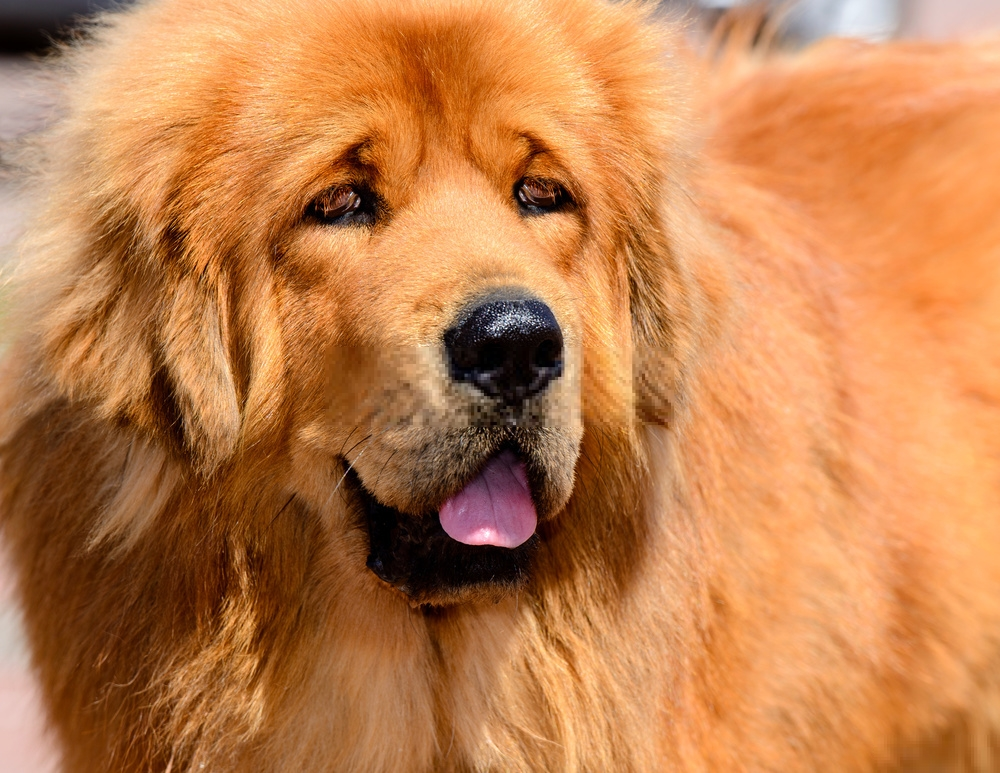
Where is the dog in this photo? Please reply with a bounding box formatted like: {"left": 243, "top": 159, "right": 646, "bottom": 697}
{"left": 2, "top": 0, "right": 1000, "bottom": 770}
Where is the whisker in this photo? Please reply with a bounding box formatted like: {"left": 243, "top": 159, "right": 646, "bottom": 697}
{"left": 332, "top": 434, "right": 376, "bottom": 499}
{"left": 338, "top": 425, "right": 360, "bottom": 458}
{"left": 344, "top": 431, "right": 373, "bottom": 459}
{"left": 374, "top": 448, "right": 398, "bottom": 492}
{"left": 269, "top": 494, "right": 296, "bottom": 529}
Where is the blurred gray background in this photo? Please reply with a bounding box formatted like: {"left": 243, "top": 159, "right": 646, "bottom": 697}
{"left": 2, "top": 0, "right": 1000, "bottom": 48}
{"left": 671, "top": 0, "right": 1000, "bottom": 40}
{"left": 1, "top": 0, "right": 1000, "bottom": 771}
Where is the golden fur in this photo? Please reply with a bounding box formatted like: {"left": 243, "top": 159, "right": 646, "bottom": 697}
{"left": 2, "top": 0, "right": 1000, "bottom": 770}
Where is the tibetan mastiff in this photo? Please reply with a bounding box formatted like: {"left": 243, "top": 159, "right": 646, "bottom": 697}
{"left": 2, "top": 0, "right": 1000, "bottom": 771}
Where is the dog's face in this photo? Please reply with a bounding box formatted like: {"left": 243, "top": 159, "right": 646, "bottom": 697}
{"left": 273, "top": 3, "right": 610, "bottom": 605}
{"left": 43, "top": 0, "right": 691, "bottom": 606}
{"left": 283, "top": 57, "right": 591, "bottom": 602}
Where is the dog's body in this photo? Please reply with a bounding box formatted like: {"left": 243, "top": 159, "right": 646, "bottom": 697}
{"left": 2, "top": 1, "right": 1000, "bottom": 770}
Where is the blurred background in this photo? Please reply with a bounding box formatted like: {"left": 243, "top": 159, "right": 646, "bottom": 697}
{"left": 2, "top": 0, "right": 1000, "bottom": 771}
{"left": 2, "top": 0, "right": 1000, "bottom": 50}
{"left": 673, "top": 0, "right": 1000, "bottom": 40}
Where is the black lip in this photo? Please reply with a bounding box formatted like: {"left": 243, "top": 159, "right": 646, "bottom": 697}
{"left": 347, "top": 463, "right": 538, "bottom": 605}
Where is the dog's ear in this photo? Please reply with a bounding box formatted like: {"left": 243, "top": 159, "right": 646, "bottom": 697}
{"left": 627, "top": 228, "right": 693, "bottom": 428}
{"left": 558, "top": 1, "right": 701, "bottom": 428}
{"left": 40, "top": 218, "right": 241, "bottom": 475}
{"left": 160, "top": 268, "right": 241, "bottom": 472}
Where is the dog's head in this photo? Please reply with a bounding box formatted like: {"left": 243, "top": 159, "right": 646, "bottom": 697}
{"left": 36, "top": 0, "right": 696, "bottom": 605}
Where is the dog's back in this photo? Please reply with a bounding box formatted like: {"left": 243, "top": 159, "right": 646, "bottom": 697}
{"left": 701, "top": 38, "right": 1000, "bottom": 769}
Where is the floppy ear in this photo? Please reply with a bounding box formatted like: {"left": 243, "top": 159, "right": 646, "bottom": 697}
{"left": 626, "top": 225, "right": 693, "bottom": 427}
{"left": 41, "top": 219, "right": 241, "bottom": 475}
{"left": 558, "top": 1, "right": 701, "bottom": 428}
{"left": 160, "top": 268, "right": 241, "bottom": 472}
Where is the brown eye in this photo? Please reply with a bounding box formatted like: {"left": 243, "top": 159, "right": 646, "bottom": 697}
{"left": 306, "top": 184, "right": 377, "bottom": 225}
{"left": 516, "top": 177, "right": 569, "bottom": 214}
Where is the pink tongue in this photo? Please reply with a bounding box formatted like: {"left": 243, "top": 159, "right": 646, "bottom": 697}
{"left": 438, "top": 450, "right": 537, "bottom": 548}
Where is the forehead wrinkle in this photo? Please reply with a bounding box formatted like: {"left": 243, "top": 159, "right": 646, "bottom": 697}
{"left": 256, "top": 2, "right": 601, "bottom": 209}
{"left": 369, "top": 7, "right": 582, "bottom": 133}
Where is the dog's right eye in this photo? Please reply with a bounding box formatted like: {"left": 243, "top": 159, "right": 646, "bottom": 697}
{"left": 306, "top": 184, "right": 377, "bottom": 226}
{"left": 515, "top": 177, "right": 571, "bottom": 216}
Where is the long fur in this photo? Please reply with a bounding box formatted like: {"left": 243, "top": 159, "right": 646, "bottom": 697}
{"left": 2, "top": 1, "right": 1000, "bottom": 771}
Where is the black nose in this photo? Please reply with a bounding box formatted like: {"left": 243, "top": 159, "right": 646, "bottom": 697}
{"left": 444, "top": 297, "right": 564, "bottom": 406}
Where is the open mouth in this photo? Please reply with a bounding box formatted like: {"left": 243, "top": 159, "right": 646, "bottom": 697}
{"left": 349, "top": 448, "right": 542, "bottom": 605}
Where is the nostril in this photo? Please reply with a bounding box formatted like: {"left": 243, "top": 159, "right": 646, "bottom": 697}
{"left": 444, "top": 296, "right": 564, "bottom": 406}
{"left": 534, "top": 338, "right": 560, "bottom": 370}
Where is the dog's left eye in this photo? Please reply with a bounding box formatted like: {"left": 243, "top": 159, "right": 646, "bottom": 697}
{"left": 306, "top": 184, "right": 377, "bottom": 226}
{"left": 516, "top": 178, "right": 570, "bottom": 214}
